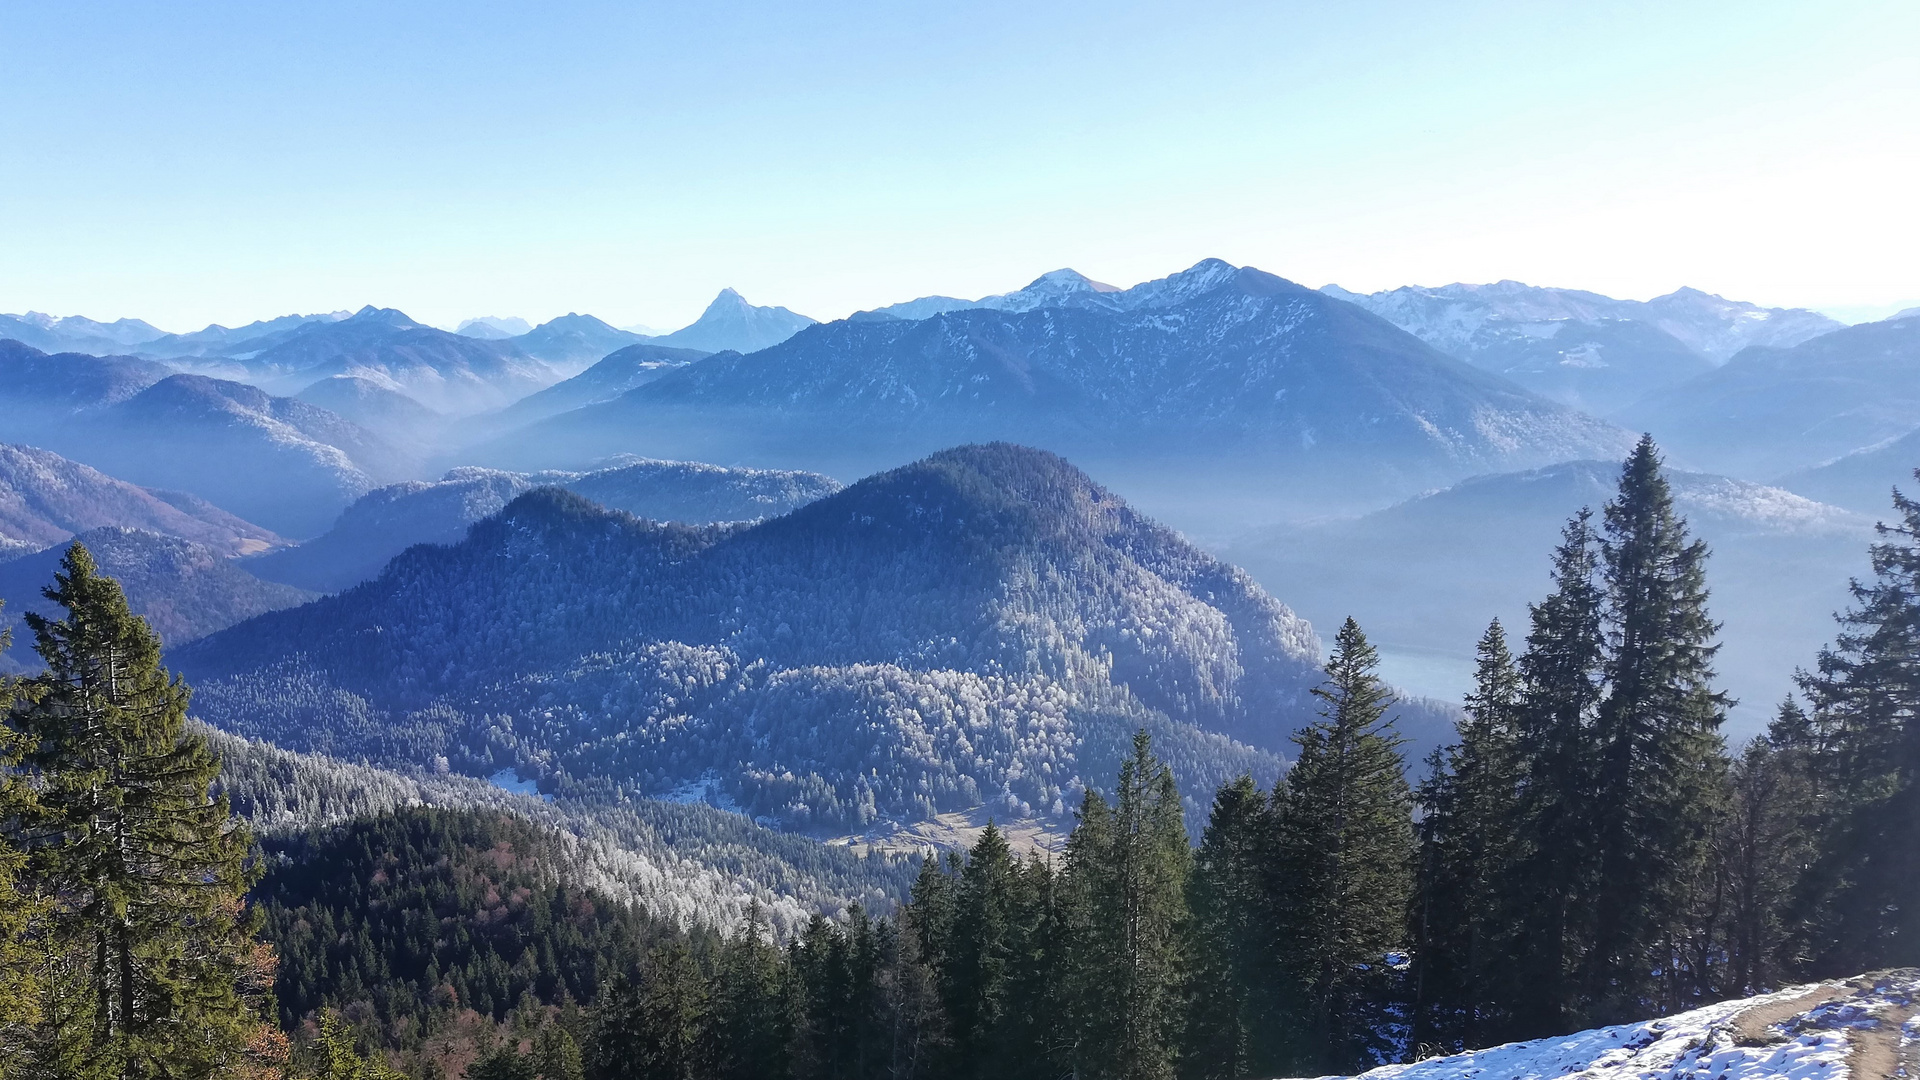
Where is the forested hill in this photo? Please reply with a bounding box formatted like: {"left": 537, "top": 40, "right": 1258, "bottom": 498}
{"left": 178, "top": 443, "right": 1336, "bottom": 832}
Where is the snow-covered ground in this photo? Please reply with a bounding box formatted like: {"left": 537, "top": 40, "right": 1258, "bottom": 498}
{"left": 1298, "top": 970, "right": 1918, "bottom": 1080}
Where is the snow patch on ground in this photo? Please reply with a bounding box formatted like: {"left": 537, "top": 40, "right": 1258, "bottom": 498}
{"left": 487, "top": 769, "right": 553, "bottom": 802}
{"left": 1300, "top": 971, "right": 1918, "bottom": 1080}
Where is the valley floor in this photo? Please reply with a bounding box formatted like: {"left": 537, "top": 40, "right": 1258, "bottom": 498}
{"left": 1301, "top": 970, "right": 1918, "bottom": 1080}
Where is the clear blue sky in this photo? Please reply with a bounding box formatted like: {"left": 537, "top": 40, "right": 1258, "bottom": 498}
{"left": 3, "top": 0, "right": 1915, "bottom": 331}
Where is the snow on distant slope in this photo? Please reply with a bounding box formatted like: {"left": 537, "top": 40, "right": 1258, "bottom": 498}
{"left": 1303, "top": 970, "right": 1918, "bottom": 1080}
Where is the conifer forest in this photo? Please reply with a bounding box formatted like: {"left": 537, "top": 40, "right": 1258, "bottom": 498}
{"left": 0, "top": 436, "right": 1913, "bottom": 1079}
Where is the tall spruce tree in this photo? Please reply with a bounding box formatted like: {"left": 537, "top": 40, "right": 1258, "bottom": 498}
{"left": 1410, "top": 619, "right": 1523, "bottom": 1051}
{"left": 1587, "top": 436, "right": 1728, "bottom": 1018}
{"left": 943, "top": 823, "right": 1016, "bottom": 1080}
{"left": 1504, "top": 509, "right": 1606, "bottom": 1039}
{"left": 0, "top": 614, "right": 46, "bottom": 1075}
{"left": 1181, "top": 776, "right": 1276, "bottom": 1080}
{"left": 711, "top": 907, "right": 790, "bottom": 1080}
{"left": 998, "top": 853, "right": 1070, "bottom": 1080}
{"left": 1065, "top": 731, "right": 1190, "bottom": 1080}
{"left": 1793, "top": 478, "right": 1920, "bottom": 973}
{"left": 10, "top": 543, "right": 273, "bottom": 1080}
{"left": 1267, "top": 618, "right": 1414, "bottom": 1074}
{"left": 1705, "top": 701, "right": 1820, "bottom": 994}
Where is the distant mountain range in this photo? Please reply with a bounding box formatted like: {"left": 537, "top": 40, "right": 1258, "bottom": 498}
{"left": 246, "top": 458, "right": 843, "bottom": 593}
{"left": 454, "top": 316, "right": 533, "bottom": 340}
{"left": 853, "top": 268, "right": 1126, "bottom": 321}
{"left": 0, "top": 527, "right": 314, "bottom": 668}
{"left": 1221, "top": 457, "right": 1873, "bottom": 735}
{"left": 648, "top": 288, "right": 817, "bottom": 353}
{"left": 1780, "top": 428, "right": 1920, "bottom": 515}
{"left": 0, "top": 443, "right": 283, "bottom": 556}
{"left": 176, "top": 444, "right": 1354, "bottom": 832}
{"left": 474, "top": 260, "right": 1634, "bottom": 524}
{"left": 294, "top": 375, "right": 442, "bottom": 448}
{"left": 507, "top": 313, "right": 652, "bottom": 370}
{"left": 137, "top": 312, "right": 351, "bottom": 358}
{"left": 1619, "top": 314, "right": 1920, "bottom": 480}
{"left": 0, "top": 311, "right": 168, "bottom": 355}
{"left": 1322, "top": 281, "right": 1841, "bottom": 413}
{"left": 0, "top": 348, "right": 406, "bottom": 539}
{"left": 476, "top": 342, "right": 713, "bottom": 431}
{"left": 190, "top": 306, "right": 565, "bottom": 416}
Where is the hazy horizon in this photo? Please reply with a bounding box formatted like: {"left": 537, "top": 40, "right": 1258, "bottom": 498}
{"left": 4, "top": 0, "right": 1915, "bottom": 331}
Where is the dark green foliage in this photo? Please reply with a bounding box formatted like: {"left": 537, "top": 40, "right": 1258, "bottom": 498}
{"left": 1267, "top": 619, "right": 1414, "bottom": 1074}
{"left": 1415, "top": 438, "right": 1747, "bottom": 1042}
{"left": 1181, "top": 776, "right": 1276, "bottom": 1080}
{"left": 1697, "top": 702, "right": 1821, "bottom": 994}
{"left": 1501, "top": 507, "right": 1607, "bottom": 1037}
{"left": 1791, "top": 477, "right": 1920, "bottom": 973}
{"left": 1410, "top": 620, "right": 1523, "bottom": 1050}
{"left": 1064, "top": 731, "right": 1191, "bottom": 1080}
{"left": 1586, "top": 436, "right": 1728, "bottom": 1017}
{"left": 10, "top": 541, "right": 273, "bottom": 1078}
{"left": 257, "top": 808, "right": 681, "bottom": 1039}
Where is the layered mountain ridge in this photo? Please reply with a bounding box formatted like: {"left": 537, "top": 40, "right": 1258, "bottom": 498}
{"left": 246, "top": 457, "right": 843, "bottom": 593}
{"left": 478, "top": 261, "right": 1634, "bottom": 522}
{"left": 177, "top": 444, "right": 1342, "bottom": 832}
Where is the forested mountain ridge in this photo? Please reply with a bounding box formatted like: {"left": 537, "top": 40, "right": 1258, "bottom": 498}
{"left": 1620, "top": 314, "right": 1920, "bottom": 479}
{"left": 478, "top": 340, "right": 713, "bottom": 431}
{"left": 50, "top": 373, "right": 408, "bottom": 538}
{"left": 211, "top": 729, "right": 911, "bottom": 937}
{"left": 1224, "top": 459, "right": 1872, "bottom": 734}
{"left": 0, "top": 338, "right": 172, "bottom": 412}
{"left": 0, "top": 442, "right": 283, "bottom": 556}
{"left": 178, "top": 444, "right": 1327, "bottom": 831}
{"left": 0, "top": 528, "right": 315, "bottom": 667}
{"left": 245, "top": 458, "right": 842, "bottom": 593}
{"left": 476, "top": 261, "right": 1633, "bottom": 518}
{"left": 209, "top": 305, "right": 565, "bottom": 415}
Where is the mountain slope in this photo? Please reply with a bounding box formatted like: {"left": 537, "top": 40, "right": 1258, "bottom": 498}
{"left": 1620, "top": 315, "right": 1920, "bottom": 478}
{"left": 245, "top": 458, "right": 841, "bottom": 593}
{"left": 0, "top": 339, "right": 172, "bottom": 415}
{"left": 1325, "top": 280, "right": 1840, "bottom": 363}
{"left": 137, "top": 312, "right": 348, "bottom": 358}
{"left": 856, "top": 268, "right": 1125, "bottom": 321}
{"left": 0, "top": 527, "right": 314, "bottom": 666}
{"left": 0, "top": 443, "right": 283, "bottom": 555}
{"left": 1223, "top": 459, "right": 1872, "bottom": 735}
{"left": 650, "top": 288, "right": 817, "bottom": 353}
{"left": 57, "top": 375, "right": 406, "bottom": 538}
{"left": 1321, "top": 281, "right": 1838, "bottom": 412}
{"left": 1779, "top": 427, "right": 1920, "bottom": 514}
{"left": 509, "top": 313, "right": 650, "bottom": 369}
{"left": 212, "top": 730, "right": 913, "bottom": 938}
{"left": 480, "top": 341, "right": 711, "bottom": 431}
{"left": 1302, "top": 971, "right": 1919, "bottom": 1080}
{"left": 454, "top": 316, "right": 532, "bottom": 340}
{"left": 295, "top": 374, "right": 442, "bottom": 448}
{"left": 230, "top": 305, "right": 562, "bottom": 414}
{"left": 482, "top": 261, "right": 1632, "bottom": 519}
{"left": 0, "top": 312, "right": 168, "bottom": 355}
{"left": 177, "top": 444, "right": 1325, "bottom": 831}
